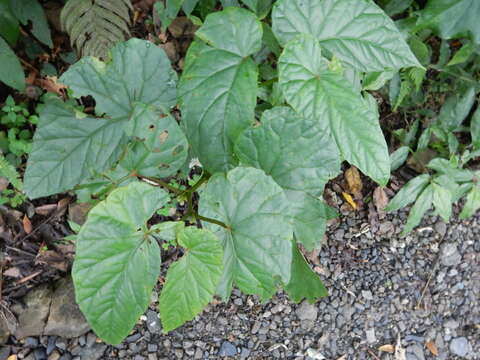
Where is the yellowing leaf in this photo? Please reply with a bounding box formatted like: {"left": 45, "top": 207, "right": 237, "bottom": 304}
{"left": 345, "top": 166, "right": 362, "bottom": 197}
{"left": 342, "top": 192, "right": 357, "bottom": 210}
{"left": 378, "top": 344, "right": 395, "bottom": 353}
{"left": 426, "top": 341, "right": 439, "bottom": 356}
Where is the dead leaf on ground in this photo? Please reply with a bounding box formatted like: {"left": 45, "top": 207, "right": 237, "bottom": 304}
{"left": 37, "top": 76, "right": 67, "bottom": 97}
{"left": 68, "top": 202, "right": 92, "bottom": 226}
{"left": 36, "top": 250, "right": 69, "bottom": 272}
{"left": 35, "top": 204, "right": 57, "bottom": 216}
{"left": 426, "top": 340, "right": 439, "bottom": 356}
{"left": 0, "top": 177, "right": 9, "bottom": 191}
{"left": 7, "top": 355, "right": 17, "bottom": 360}
{"left": 22, "top": 215, "right": 32, "bottom": 234}
{"left": 336, "top": 355, "right": 347, "bottom": 360}
{"left": 345, "top": 166, "right": 362, "bottom": 197}
{"left": 342, "top": 192, "right": 357, "bottom": 210}
{"left": 373, "top": 187, "right": 388, "bottom": 212}
{"left": 3, "top": 267, "right": 22, "bottom": 278}
{"left": 378, "top": 344, "right": 395, "bottom": 353}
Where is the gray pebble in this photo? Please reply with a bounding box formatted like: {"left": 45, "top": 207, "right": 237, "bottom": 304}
{"left": 218, "top": 341, "right": 237, "bottom": 357}
{"left": 440, "top": 243, "right": 461, "bottom": 267}
{"left": 296, "top": 302, "right": 318, "bottom": 321}
{"left": 450, "top": 337, "right": 471, "bottom": 357}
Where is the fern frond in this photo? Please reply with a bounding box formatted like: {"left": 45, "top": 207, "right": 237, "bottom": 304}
{"left": 408, "top": 67, "right": 426, "bottom": 91}
{"left": 393, "top": 67, "right": 426, "bottom": 110}
{"left": 61, "top": 0, "right": 133, "bottom": 59}
{"left": 0, "top": 154, "right": 23, "bottom": 191}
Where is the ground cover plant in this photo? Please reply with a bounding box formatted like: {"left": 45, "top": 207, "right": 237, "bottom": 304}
{"left": 0, "top": 0, "right": 478, "bottom": 348}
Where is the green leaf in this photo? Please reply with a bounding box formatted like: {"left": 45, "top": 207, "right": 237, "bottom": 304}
{"left": 0, "top": 0, "right": 19, "bottom": 45}
{"left": 448, "top": 43, "right": 476, "bottom": 66}
{"left": 262, "top": 22, "right": 281, "bottom": 57}
{"left": 119, "top": 104, "right": 188, "bottom": 178}
{"left": 9, "top": 0, "right": 52, "bottom": 47}
{"left": 285, "top": 190, "right": 334, "bottom": 251}
{"left": 155, "top": 0, "right": 183, "bottom": 31}
{"left": 417, "top": 0, "right": 480, "bottom": 44}
{"left": 199, "top": 167, "right": 293, "bottom": 301}
{"left": 432, "top": 182, "right": 452, "bottom": 222}
{"left": 61, "top": 39, "right": 177, "bottom": 119}
{"left": 159, "top": 227, "right": 223, "bottom": 332}
{"left": 385, "top": 174, "right": 431, "bottom": 212}
{"left": 390, "top": 146, "right": 410, "bottom": 171}
{"left": 278, "top": 35, "right": 390, "bottom": 185}
{"left": 235, "top": 106, "right": 340, "bottom": 195}
{"left": 402, "top": 184, "right": 434, "bottom": 235}
{"left": 383, "top": 0, "right": 414, "bottom": 16}
{"left": 460, "top": 185, "right": 480, "bottom": 219}
{"left": 182, "top": 0, "right": 200, "bottom": 15}
{"left": 240, "top": 0, "right": 272, "bottom": 19}
{"left": 438, "top": 86, "right": 476, "bottom": 131}
{"left": 362, "top": 70, "right": 395, "bottom": 91}
{"left": 72, "top": 182, "right": 167, "bottom": 344}
{"left": 427, "top": 158, "right": 473, "bottom": 182}
{"left": 150, "top": 221, "right": 185, "bottom": 243}
{"left": 272, "top": 0, "right": 420, "bottom": 72}
{"left": 471, "top": 106, "right": 480, "bottom": 149}
{"left": 179, "top": 8, "right": 262, "bottom": 173}
{"left": 284, "top": 242, "right": 328, "bottom": 303}
{"left": 24, "top": 99, "right": 128, "bottom": 199}
{"left": 0, "top": 36, "right": 24, "bottom": 90}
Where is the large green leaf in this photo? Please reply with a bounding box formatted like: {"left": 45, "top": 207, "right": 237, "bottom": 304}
{"left": 272, "top": 0, "right": 420, "bottom": 72}
{"left": 199, "top": 167, "right": 293, "bottom": 301}
{"left": 278, "top": 35, "right": 390, "bottom": 185}
{"left": 61, "top": 38, "right": 177, "bottom": 119}
{"left": 178, "top": 8, "right": 262, "bottom": 173}
{"left": 24, "top": 99, "right": 128, "bottom": 199}
{"left": 119, "top": 104, "right": 188, "bottom": 178}
{"left": 9, "top": 0, "right": 52, "bottom": 47}
{"left": 417, "top": 0, "right": 480, "bottom": 44}
{"left": 72, "top": 182, "right": 167, "bottom": 344}
{"left": 285, "top": 242, "right": 328, "bottom": 303}
{"left": 0, "top": 0, "right": 19, "bottom": 45}
{"left": 159, "top": 227, "right": 223, "bottom": 332}
{"left": 0, "top": 36, "right": 24, "bottom": 90}
{"left": 235, "top": 106, "right": 340, "bottom": 195}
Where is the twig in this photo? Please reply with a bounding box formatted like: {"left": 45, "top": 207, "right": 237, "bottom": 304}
{"left": 16, "top": 270, "right": 42, "bottom": 284}
{"left": 196, "top": 215, "right": 230, "bottom": 230}
{"left": 140, "top": 176, "right": 183, "bottom": 194}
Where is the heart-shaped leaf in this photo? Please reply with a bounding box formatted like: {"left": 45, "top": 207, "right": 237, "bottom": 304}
{"left": 199, "top": 167, "right": 293, "bottom": 301}
{"left": 272, "top": 0, "right": 420, "bottom": 72}
{"left": 278, "top": 35, "right": 390, "bottom": 185}
{"left": 73, "top": 182, "right": 167, "bottom": 344}
{"left": 179, "top": 8, "right": 262, "bottom": 173}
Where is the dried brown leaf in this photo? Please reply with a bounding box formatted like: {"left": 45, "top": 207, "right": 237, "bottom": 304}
{"left": 35, "top": 204, "right": 57, "bottom": 216}
{"left": 3, "top": 267, "right": 22, "bottom": 278}
{"left": 426, "top": 341, "right": 439, "bottom": 356}
{"left": 37, "top": 76, "right": 67, "bottom": 96}
{"left": 22, "top": 215, "right": 32, "bottom": 234}
{"left": 373, "top": 187, "right": 388, "bottom": 211}
{"left": 378, "top": 344, "right": 395, "bottom": 353}
{"left": 345, "top": 166, "right": 362, "bottom": 197}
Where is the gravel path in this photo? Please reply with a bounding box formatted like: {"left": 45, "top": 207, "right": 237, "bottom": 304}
{"left": 3, "top": 208, "right": 479, "bottom": 360}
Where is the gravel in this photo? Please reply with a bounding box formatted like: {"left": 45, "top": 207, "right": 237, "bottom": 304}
{"left": 3, "top": 208, "right": 479, "bottom": 359}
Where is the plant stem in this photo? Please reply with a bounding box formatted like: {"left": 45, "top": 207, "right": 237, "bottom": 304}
{"left": 196, "top": 215, "right": 230, "bottom": 230}
{"left": 140, "top": 176, "right": 183, "bottom": 194}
